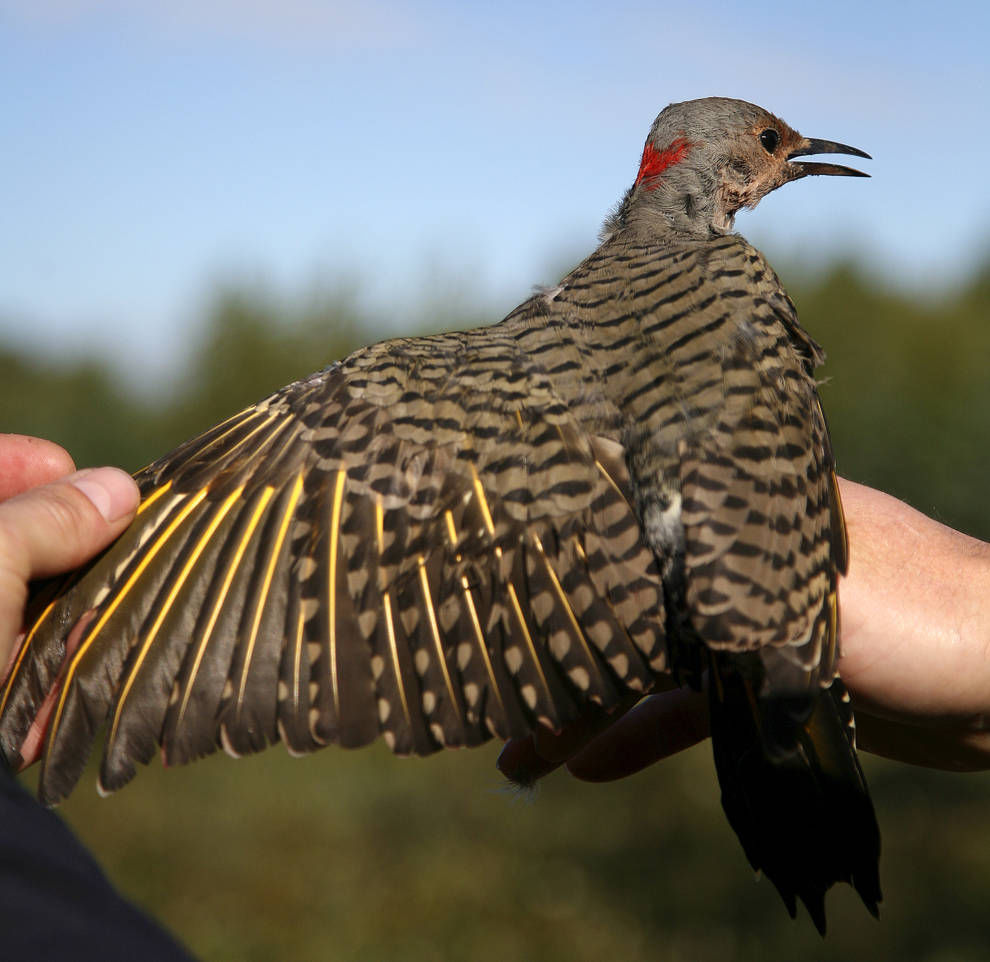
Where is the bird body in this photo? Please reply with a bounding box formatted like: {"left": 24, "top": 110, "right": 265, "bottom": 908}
{"left": 1, "top": 98, "right": 879, "bottom": 931}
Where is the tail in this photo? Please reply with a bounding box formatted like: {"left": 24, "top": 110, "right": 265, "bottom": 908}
{"left": 708, "top": 656, "right": 881, "bottom": 934}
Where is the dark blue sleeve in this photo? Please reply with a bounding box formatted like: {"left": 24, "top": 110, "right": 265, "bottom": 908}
{"left": 0, "top": 767, "right": 196, "bottom": 961}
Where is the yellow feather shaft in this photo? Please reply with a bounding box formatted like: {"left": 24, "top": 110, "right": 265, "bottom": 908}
{"left": 290, "top": 604, "right": 306, "bottom": 709}
{"left": 203, "top": 412, "right": 280, "bottom": 467}
{"left": 0, "top": 597, "right": 59, "bottom": 717}
{"left": 327, "top": 469, "right": 346, "bottom": 719}
{"left": 109, "top": 486, "right": 244, "bottom": 745}
{"left": 175, "top": 485, "right": 269, "bottom": 727}
{"left": 444, "top": 510, "right": 458, "bottom": 550}
{"left": 460, "top": 575, "right": 505, "bottom": 717}
{"left": 374, "top": 497, "right": 384, "bottom": 555}
{"left": 417, "top": 557, "right": 462, "bottom": 722}
{"left": 531, "top": 533, "right": 605, "bottom": 688}
{"left": 505, "top": 581, "right": 552, "bottom": 705}
{"left": 235, "top": 472, "right": 304, "bottom": 712}
{"left": 382, "top": 591, "right": 412, "bottom": 729}
{"left": 135, "top": 480, "right": 173, "bottom": 517}
{"left": 469, "top": 464, "right": 496, "bottom": 536}
{"left": 594, "top": 458, "right": 633, "bottom": 510}
{"left": 49, "top": 488, "right": 210, "bottom": 748}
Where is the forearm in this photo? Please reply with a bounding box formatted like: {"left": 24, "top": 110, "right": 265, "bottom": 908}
{"left": 838, "top": 480, "right": 990, "bottom": 716}
{"left": 837, "top": 478, "right": 990, "bottom": 769}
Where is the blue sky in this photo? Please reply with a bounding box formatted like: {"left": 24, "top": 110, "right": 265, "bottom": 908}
{"left": 2, "top": 0, "right": 988, "bottom": 388}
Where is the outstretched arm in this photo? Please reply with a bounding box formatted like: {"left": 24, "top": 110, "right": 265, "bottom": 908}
{"left": 499, "top": 478, "right": 990, "bottom": 783}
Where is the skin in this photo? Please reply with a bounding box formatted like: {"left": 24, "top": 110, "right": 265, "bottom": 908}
{"left": 1, "top": 436, "right": 988, "bottom": 779}
{"left": 498, "top": 479, "right": 990, "bottom": 783}
{"left": 0, "top": 435, "right": 139, "bottom": 678}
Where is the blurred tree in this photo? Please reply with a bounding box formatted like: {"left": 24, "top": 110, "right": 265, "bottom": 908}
{"left": 158, "top": 282, "right": 370, "bottom": 454}
{"left": 788, "top": 262, "right": 990, "bottom": 538}
{"left": 0, "top": 348, "right": 151, "bottom": 469}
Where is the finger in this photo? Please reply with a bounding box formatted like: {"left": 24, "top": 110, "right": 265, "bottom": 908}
{"left": 497, "top": 694, "right": 641, "bottom": 786}
{"left": 496, "top": 678, "right": 687, "bottom": 786}
{"left": 496, "top": 734, "right": 561, "bottom": 786}
{"left": 0, "top": 467, "right": 139, "bottom": 579}
{"left": 533, "top": 692, "right": 644, "bottom": 764}
{"left": 566, "top": 687, "right": 710, "bottom": 782}
{"left": 0, "top": 435, "right": 75, "bottom": 501}
{"left": 856, "top": 712, "right": 990, "bottom": 773}
{"left": 0, "top": 467, "right": 139, "bottom": 664}
{"left": 13, "top": 611, "right": 96, "bottom": 768}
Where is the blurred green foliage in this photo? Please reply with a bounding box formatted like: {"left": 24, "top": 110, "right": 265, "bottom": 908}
{"left": 801, "top": 261, "right": 990, "bottom": 539}
{"left": 5, "top": 259, "right": 990, "bottom": 961}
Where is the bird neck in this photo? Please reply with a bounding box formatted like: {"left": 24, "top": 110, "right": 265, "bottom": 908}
{"left": 602, "top": 164, "right": 735, "bottom": 242}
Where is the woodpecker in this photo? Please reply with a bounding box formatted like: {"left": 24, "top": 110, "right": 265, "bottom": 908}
{"left": 0, "top": 97, "right": 879, "bottom": 932}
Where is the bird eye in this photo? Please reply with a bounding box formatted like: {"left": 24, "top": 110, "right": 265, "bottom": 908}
{"left": 759, "top": 129, "right": 780, "bottom": 154}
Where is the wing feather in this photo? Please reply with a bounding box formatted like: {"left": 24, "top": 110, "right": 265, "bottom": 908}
{"left": 3, "top": 338, "right": 671, "bottom": 803}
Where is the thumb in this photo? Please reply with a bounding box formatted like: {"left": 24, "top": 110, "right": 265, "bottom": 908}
{"left": 565, "top": 688, "right": 710, "bottom": 782}
{"left": 0, "top": 467, "right": 139, "bottom": 580}
{"left": 0, "top": 467, "right": 139, "bottom": 657}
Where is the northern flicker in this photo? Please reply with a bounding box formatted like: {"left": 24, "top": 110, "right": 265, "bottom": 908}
{"left": 1, "top": 97, "right": 879, "bottom": 932}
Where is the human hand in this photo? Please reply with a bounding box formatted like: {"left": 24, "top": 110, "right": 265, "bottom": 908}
{"left": 498, "top": 478, "right": 990, "bottom": 784}
{"left": 0, "top": 434, "right": 140, "bottom": 673}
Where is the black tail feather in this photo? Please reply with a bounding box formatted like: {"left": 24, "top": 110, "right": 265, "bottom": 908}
{"left": 708, "top": 657, "right": 881, "bottom": 934}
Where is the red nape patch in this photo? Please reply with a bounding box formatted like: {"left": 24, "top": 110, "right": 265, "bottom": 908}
{"left": 634, "top": 136, "right": 691, "bottom": 190}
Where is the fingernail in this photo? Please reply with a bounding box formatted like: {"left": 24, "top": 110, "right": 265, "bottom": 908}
{"left": 69, "top": 468, "right": 139, "bottom": 523}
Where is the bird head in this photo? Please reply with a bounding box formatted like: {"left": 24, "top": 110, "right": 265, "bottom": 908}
{"left": 611, "top": 97, "right": 870, "bottom": 238}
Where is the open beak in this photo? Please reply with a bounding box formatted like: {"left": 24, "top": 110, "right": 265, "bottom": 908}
{"left": 787, "top": 137, "right": 871, "bottom": 178}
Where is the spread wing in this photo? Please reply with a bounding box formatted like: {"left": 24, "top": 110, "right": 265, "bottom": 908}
{"left": 0, "top": 329, "right": 669, "bottom": 804}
